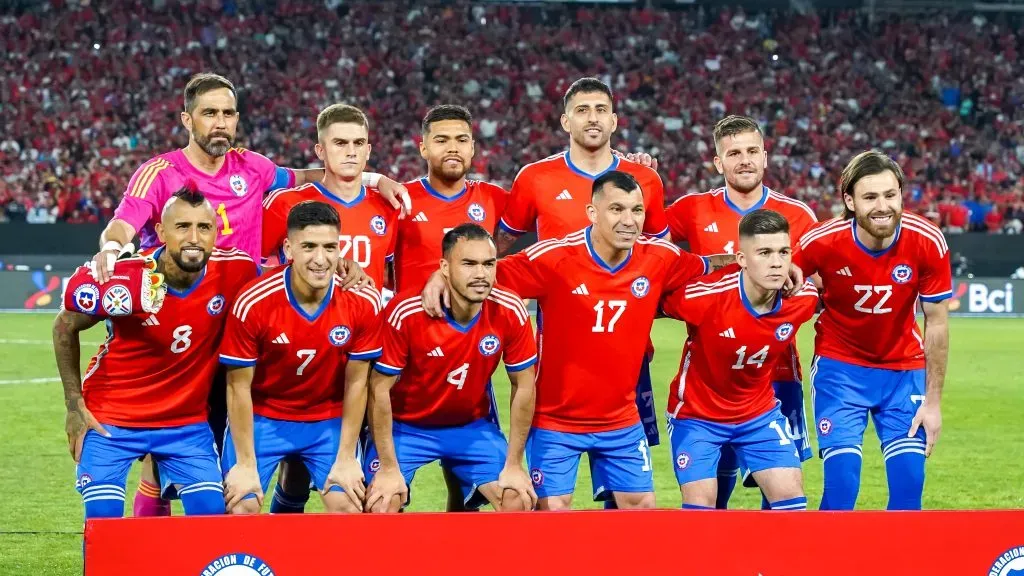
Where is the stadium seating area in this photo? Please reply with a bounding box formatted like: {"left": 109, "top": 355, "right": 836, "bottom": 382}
{"left": 1, "top": 0, "right": 1023, "bottom": 232}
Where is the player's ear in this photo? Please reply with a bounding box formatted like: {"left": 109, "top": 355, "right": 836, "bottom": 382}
{"left": 314, "top": 140, "right": 325, "bottom": 163}
{"left": 439, "top": 257, "right": 450, "bottom": 280}
{"left": 180, "top": 111, "right": 192, "bottom": 134}
{"left": 155, "top": 222, "right": 166, "bottom": 244}
{"left": 586, "top": 203, "right": 598, "bottom": 224}
{"left": 843, "top": 193, "right": 856, "bottom": 215}
{"left": 282, "top": 237, "right": 293, "bottom": 262}
{"left": 418, "top": 139, "right": 428, "bottom": 160}
{"left": 735, "top": 249, "right": 746, "bottom": 269}
{"left": 713, "top": 155, "right": 724, "bottom": 175}
{"left": 365, "top": 142, "right": 372, "bottom": 161}
{"left": 559, "top": 113, "right": 570, "bottom": 134}
{"left": 610, "top": 112, "right": 618, "bottom": 133}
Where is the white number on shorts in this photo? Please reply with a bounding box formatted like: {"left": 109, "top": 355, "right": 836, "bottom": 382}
{"left": 338, "top": 235, "right": 372, "bottom": 268}
{"left": 637, "top": 439, "right": 652, "bottom": 472}
{"left": 853, "top": 285, "right": 893, "bottom": 314}
{"left": 768, "top": 419, "right": 793, "bottom": 446}
{"left": 447, "top": 362, "right": 469, "bottom": 390}
{"left": 592, "top": 300, "right": 627, "bottom": 333}
{"left": 723, "top": 240, "right": 735, "bottom": 254}
{"left": 170, "top": 325, "right": 193, "bottom": 354}
{"left": 296, "top": 349, "right": 317, "bottom": 376}
{"left": 731, "top": 345, "right": 769, "bottom": 369}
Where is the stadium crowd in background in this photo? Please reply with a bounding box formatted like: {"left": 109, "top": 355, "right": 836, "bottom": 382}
{"left": 1, "top": 0, "right": 1023, "bottom": 233}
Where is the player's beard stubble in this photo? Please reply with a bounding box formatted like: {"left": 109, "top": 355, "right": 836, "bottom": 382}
{"left": 194, "top": 127, "right": 234, "bottom": 158}
{"left": 432, "top": 156, "right": 469, "bottom": 184}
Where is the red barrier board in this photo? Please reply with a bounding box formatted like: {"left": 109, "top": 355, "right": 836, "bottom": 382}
{"left": 86, "top": 510, "right": 1024, "bottom": 576}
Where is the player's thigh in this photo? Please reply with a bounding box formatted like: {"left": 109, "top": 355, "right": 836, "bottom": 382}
{"left": 773, "top": 380, "right": 812, "bottom": 462}
{"left": 666, "top": 417, "right": 726, "bottom": 487}
{"left": 810, "top": 355, "right": 872, "bottom": 452}
{"left": 76, "top": 426, "right": 144, "bottom": 505}
{"left": 295, "top": 417, "right": 347, "bottom": 493}
{"left": 872, "top": 368, "right": 927, "bottom": 446}
{"left": 152, "top": 423, "right": 223, "bottom": 487}
{"left": 750, "top": 467, "right": 804, "bottom": 503}
{"left": 679, "top": 479, "right": 718, "bottom": 508}
{"left": 734, "top": 408, "right": 803, "bottom": 502}
{"left": 588, "top": 423, "right": 655, "bottom": 497}
{"left": 526, "top": 427, "right": 587, "bottom": 500}
{"left": 441, "top": 419, "right": 508, "bottom": 510}
{"left": 222, "top": 417, "right": 291, "bottom": 495}
{"left": 364, "top": 422, "right": 443, "bottom": 502}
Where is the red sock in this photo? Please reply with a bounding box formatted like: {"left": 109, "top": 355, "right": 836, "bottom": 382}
{"left": 133, "top": 480, "right": 171, "bottom": 517}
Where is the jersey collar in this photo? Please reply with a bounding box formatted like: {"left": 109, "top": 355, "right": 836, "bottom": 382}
{"left": 723, "top": 185, "right": 770, "bottom": 216}
{"left": 564, "top": 151, "right": 620, "bottom": 180}
{"left": 153, "top": 245, "right": 207, "bottom": 298}
{"left": 738, "top": 271, "right": 782, "bottom": 318}
{"left": 850, "top": 218, "right": 901, "bottom": 258}
{"left": 284, "top": 265, "right": 333, "bottom": 322}
{"left": 443, "top": 304, "right": 482, "bottom": 333}
{"left": 420, "top": 177, "right": 467, "bottom": 202}
{"left": 313, "top": 182, "right": 366, "bottom": 208}
{"left": 584, "top": 226, "right": 632, "bottom": 274}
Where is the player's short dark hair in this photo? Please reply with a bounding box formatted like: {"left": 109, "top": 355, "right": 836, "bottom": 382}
{"left": 840, "top": 150, "right": 906, "bottom": 220}
{"left": 739, "top": 209, "right": 790, "bottom": 238}
{"left": 713, "top": 115, "right": 763, "bottom": 153}
{"left": 317, "top": 104, "right": 369, "bottom": 140}
{"left": 287, "top": 201, "right": 341, "bottom": 233}
{"left": 442, "top": 223, "right": 493, "bottom": 258}
{"left": 183, "top": 73, "right": 236, "bottom": 114}
{"left": 422, "top": 105, "right": 473, "bottom": 135}
{"left": 592, "top": 170, "right": 642, "bottom": 200}
{"left": 563, "top": 77, "right": 614, "bottom": 111}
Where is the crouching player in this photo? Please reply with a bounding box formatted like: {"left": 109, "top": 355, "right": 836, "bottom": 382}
{"left": 364, "top": 224, "right": 537, "bottom": 512}
{"left": 219, "top": 201, "right": 383, "bottom": 513}
{"left": 55, "top": 187, "right": 258, "bottom": 518}
{"left": 661, "top": 209, "right": 819, "bottom": 510}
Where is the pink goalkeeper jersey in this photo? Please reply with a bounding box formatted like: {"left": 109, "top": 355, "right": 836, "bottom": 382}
{"left": 113, "top": 148, "right": 294, "bottom": 260}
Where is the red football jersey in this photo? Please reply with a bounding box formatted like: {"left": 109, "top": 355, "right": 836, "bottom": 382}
{"left": 794, "top": 212, "right": 952, "bottom": 370}
{"left": 496, "top": 227, "right": 708, "bottom": 433}
{"left": 661, "top": 267, "right": 820, "bottom": 423}
{"left": 664, "top": 185, "right": 818, "bottom": 383}
{"left": 392, "top": 178, "right": 507, "bottom": 292}
{"left": 375, "top": 288, "right": 537, "bottom": 427}
{"left": 218, "top": 266, "right": 383, "bottom": 421}
{"left": 82, "top": 248, "right": 258, "bottom": 427}
{"left": 261, "top": 183, "right": 399, "bottom": 288}
{"left": 499, "top": 152, "right": 669, "bottom": 241}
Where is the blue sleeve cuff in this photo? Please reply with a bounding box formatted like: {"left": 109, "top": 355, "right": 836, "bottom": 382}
{"left": 498, "top": 218, "right": 526, "bottom": 235}
{"left": 505, "top": 355, "right": 538, "bottom": 373}
{"left": 219, "top": 355, "right": 257, "bottom": 367}
{"left": 373, "top": 363, "right": 403, "bottom": 376}
{"left": 648, "top": 226, "right": 670, "bottom": 239}
{"left": 349, "top": 348, "right": 383, "bottom": 361}
{"left": 701, "top": 256, "right": 710, "bottom": 275}
{"left": 919, "top": 291, "right": 953, "bottom": 303}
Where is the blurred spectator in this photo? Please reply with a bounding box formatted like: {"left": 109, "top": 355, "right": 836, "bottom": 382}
{"left": 0, "top": 1, "right": 1022, "bottom": 228}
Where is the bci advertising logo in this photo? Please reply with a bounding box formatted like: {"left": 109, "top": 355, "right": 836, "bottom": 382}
{"left": 949, "top": 281, "right": 1014, "bottom": 314}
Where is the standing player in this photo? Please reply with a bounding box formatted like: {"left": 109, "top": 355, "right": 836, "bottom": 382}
{"left": 219, "top": 202, "right": 383, "bottom": 514}
{"left": 660, "top": 210, "right": 819, "bottom": 510}
{"left": 364, "top": 224, "right": 537, "bottom": 513}
{"left": 664, "top": 115, "right": 818, "bottom": 509}
{"left": 795, "top": 151, "right": 950, "bottom": 510}
{"left": 262, "top": 104, "right": 399, "bottom": 288}
{"left": 88, "top": 73, "right": 381, "bottom": 517}
{"left": 54, "top": 188, "right": 257, "bottom": 519}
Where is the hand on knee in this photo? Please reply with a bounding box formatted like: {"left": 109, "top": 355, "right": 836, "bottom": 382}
{"left": 498, "top": 489, "right": 531, "bottom": 512}
{"left": 229, "top": 498, "right": 261, "bottom": 515}
{"left": 322, "top": 491, "right": 362, "bottom": 513}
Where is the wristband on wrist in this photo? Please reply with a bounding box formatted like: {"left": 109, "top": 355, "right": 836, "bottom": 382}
{"left": 102, "top": 240, "right": 123, "bottom": 253}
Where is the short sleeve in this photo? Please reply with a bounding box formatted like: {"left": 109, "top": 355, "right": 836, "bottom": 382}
{"left": 919, "top": 237, "right": 953, "bottom": 303}
{"left": 498, "top": 170, "right": 537, "bottom": 235}
{"left": 501, "top": 298, "right": 538, "bottom": 373}
{"left": 261, "top": 192, "right": 291, "bottom": 260}
{"left": 641, "top": 173, "right": 669, "bottom": 238}
{"left": 270, "top": 166, "right": 295, "bottom": 192}
{"left": 664, "top": 198, "right": 690, "bottom": 242}
{"left": 792, "top": 229, "right": 822, "bottom": 278}
{"left": 219, "top": 301, "right": 262, "bottom": 367}
{"left": 659, "top": 286, "right": 710, "bottom": 326}
{"left": 496, "top": 251, "right": 547, "bottom": 300}
{"left": 374, "top": 299, "right": 411, "bottom": 376}
{"left": 787, "top": 204, "right": 819, "bottom": 240}
{"left": 348, "top": 288, "right": 384, "bottom": 360}
{"left": 113, "top": 160, "right": 170, "bottom": 232}
{"left": 663, "top": 251, "right": 711, "bottom": 293}
{"left": 384, "top": 209, "right": 400, "bottom": 261}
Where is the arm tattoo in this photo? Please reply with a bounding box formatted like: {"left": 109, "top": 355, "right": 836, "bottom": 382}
{"left": 53, "top": 310, "right": 101, "bottom": 410}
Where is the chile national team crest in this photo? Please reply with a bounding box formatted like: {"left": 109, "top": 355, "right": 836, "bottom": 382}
{"left": 207, "top": 295, "right": 225, "bottom": 316}
{"left": 370, "top": 215, "right": 387, "bottom": 236}
{"left": 102, "top": 284, "right": 133, "bottom": 316}
{"left": 989, "top": 546, "right": 1024, "bottom": 576}
{"left": 818, "top": 418, "right": 833, "bottom": 436}
{"left": 631, "top": 276, "right": 651, "bottom": 298}
{"left": 229, "top": 174, "right": 248, "bottom": 197}
{"left": 329, "top": 325, "right": 352, "bottom": 347}
{"left": 676, "top": 453, "right": 691, "bottom": 470}
{"left": 891, "top": 264, "right": 913, "bottom": 284}
{"left": 467, "top": 203, "right": 486, "bottom": 223}
{"left": 72, "top": 284, "right": 100, "bottom": 314}
{"left": 775, "top": 322, "right": 794, "bottom": 341}
{"left": 478, "top": 334, "right": 500, "bottom": 356}
{"left": 530, "top": 469, "right": 544, "bottom": 486}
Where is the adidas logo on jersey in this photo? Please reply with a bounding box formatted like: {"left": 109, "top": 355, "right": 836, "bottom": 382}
{"left": 556, "top": 190, "right": 573, "bottom": 200}
{"left": 836, "top": 266, "right": 853, "bottom": 277}
{"left": 413, "top": 212, "right": 429, "bottom": 222}
{"left": 719, "top": 327, "right": 736, "bottom": 338}
{"left": 704, "top": 222, "right": 719, "bottom": 233}
{"left": 572, "top": 284, "right": 589, "bottom": 295}
{"left": 272, "top": 333, "right": 290, "bottom": 344}
{"left": 427, "top": 347, "right": 445, "bottom": 357}
{"left": 142, "top": 315, "right": 160, "bottom": 327}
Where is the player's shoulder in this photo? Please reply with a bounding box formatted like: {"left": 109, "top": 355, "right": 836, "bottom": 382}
{"left": 231, "top": 266, "right": 288, "bottom": 321}
{"left": 125, "top": 152, "right": 180, "bottom": 198}
{"left": 262, "top": 182, "right": 319, "bottom": 209}
{"left": 616, "top": 156, "right": 662, "bottom": 183}
{"left": 227, "top": 146, "right": 273, "bottom": 165}
{"left": 362, "top": 187, "right": 401, "bottom": 216}
{"left": 208, "top": 247, "right": 255, "bottom": 267}
{"left": 788, "top": 279, "right": 821, "bottom": 302}
{"left": 765, "top": 188, "right": 816, "bottom": 222}
{"left": 467, "top": 179, "right": 508, "bottom": 195}
{"left": 520, "top": 228, "right": 588, "bottom": 262}
{"left": 669, "top": 187, "right": 724, "bottom": 210}
{"left": 512, "top": 151, "right": 567, "bottom": 182}
{"left": 797, "top": 217, "right": 849, "bottom": 250}
{"left": 682, "top": 265, "right": 741, "bottom": 300}
{"left": 899, "top": 211, "right": 949, "bottom": 257}
{"left": 636, "top": 234, "right": 682, "bottom": 257}
{"left": 208, "top": 248, "right": 258, "bottom": 285}
{"left": 486, "top": 285, "right": 530, "bottom": 326}
{"left": 333, "top": 277, "right": 383, "bottom": 315}
{"left": 383, "top": 291, "right": 429, "bottom": 329}
{"left": 402, "top": 177, "right": 429, "bottom": 198}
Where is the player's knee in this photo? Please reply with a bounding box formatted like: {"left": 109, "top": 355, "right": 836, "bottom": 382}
{"left": 680, "top": 480, "right": 717, "bottom": 509}
{"left": 498, "top": 490, "right": 529, "bottom": 512}
{"left": 322, "top": 490, "right": 361, "bottom": 514}
{"left": 229, "top": 497, "right": 261, "bottom": 515}
{"left": 180, "top": 489, "right": 226, "bottom": 516}
{"left": 537, "top": 495, "right": 572, "bottom": 511}
{"left": 614, "top": 491, "right": 655, "bottom": 509}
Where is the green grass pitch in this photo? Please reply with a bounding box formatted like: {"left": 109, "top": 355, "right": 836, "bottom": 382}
{"left": 1, "top": 313, "right": 1022, "bottom": 574}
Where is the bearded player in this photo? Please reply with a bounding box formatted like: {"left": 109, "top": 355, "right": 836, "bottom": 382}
{"left": 54, "top": 188, "right": 257, "bottom": 519}
{"left": 795, "top": 151, "right": 950, "bottom": 510}
{"left": 664, "top": 115, "right": 818, "bottom": 509}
